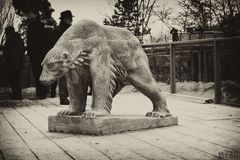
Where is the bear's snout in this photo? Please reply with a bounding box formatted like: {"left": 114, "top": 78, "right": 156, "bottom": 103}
{"left": 39, "top": 75, "right": 53, "bottom": 86}
{"left": 40, "top": 70, "right": 56, "bottom": 86}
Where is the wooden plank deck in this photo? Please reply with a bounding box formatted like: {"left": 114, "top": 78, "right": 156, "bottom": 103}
{"left": 0, "top": 93, "right": 240, "bottom": 160}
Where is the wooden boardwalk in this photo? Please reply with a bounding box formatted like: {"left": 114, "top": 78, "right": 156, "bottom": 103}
{"left": 0, "top": 93, "right": 240, "bottom": 160}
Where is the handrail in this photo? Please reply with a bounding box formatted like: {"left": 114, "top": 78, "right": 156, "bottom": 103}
{"left": 141, "top": 36, "right": 240, "bottom": 104}
{"left": 142, "top": 36, "right": 240, "bottom": 48}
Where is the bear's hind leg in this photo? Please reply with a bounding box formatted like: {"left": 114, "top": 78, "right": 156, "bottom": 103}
{"left": 127, "top": 65, "right": 171, "bottom": 118}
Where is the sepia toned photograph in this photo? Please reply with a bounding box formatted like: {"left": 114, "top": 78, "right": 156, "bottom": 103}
{"left": 0, "top": 0, "right": 239, "bottom": 159}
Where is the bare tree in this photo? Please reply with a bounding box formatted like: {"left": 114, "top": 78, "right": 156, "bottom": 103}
{"left": 104, "top": 0, "right": 158, "bottom": 37}
{"left": 138, "top": 0, "right": 158, "bottom": 36}
{"left": 175, "top": 0, "right": 240, "bottom": 34}
{"left": 210, "top": 0, "right": 240, "bottom": 23}
{"left": 153, "top": 0, "right": 173, "bottom": 30}
{"left": 177, "top": 0, "right": 212, "bottom": 30}
{"left": 174, "top": 10, "right": 195, "bottom": 32}
{"left": 0, "top": 0, "right": 16, "bottom": 45}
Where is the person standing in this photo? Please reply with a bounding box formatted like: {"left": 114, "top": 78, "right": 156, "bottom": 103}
{"left": 27, "top": 12, "right": 48, "bottom": 99}
{"left": 53, "top": 10, "right": 74, "bottom": 105}
{"left": 42, "top": 21, "right": 57, "bottom": 98}
{"left": 2, "top": 26, "right": 25, "bottom": 100}
{"left": 170, "top": 27, "right": 179, "bottom": 41}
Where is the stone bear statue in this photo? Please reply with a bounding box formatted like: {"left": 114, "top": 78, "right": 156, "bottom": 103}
{"left": 40, "top": 19, "right": 171, "bottom": 118}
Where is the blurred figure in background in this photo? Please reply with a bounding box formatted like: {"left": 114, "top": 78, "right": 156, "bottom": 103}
{"left": 170, "top": 27, "right": 179, "bottom": 42}
{"left": 2, "top": 26, "right": 25, "bottom": 100}
{"left": 53, "top": 10, "right": 73, "bottom": 105}
{"left": 42, "top": 18, "right": 57, "bottom": 98}
{"left": 27, "top": 11, "right": 49, "bottom": 99}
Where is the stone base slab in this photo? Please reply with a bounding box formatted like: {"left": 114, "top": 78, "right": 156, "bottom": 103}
{"left": 48, "top": 115, "right": 178, "bottom": 135}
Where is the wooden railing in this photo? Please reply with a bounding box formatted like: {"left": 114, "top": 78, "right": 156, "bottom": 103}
{"left": 142, "top": 36, "right": 240, "bottom": 104}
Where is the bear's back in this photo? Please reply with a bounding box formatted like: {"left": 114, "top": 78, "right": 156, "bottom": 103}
{"left": 62, "top": 19, "right": 104, "bottom": 40}
{"left": 63, "top": 19, "right": 139, "bottom": 43}
{"left": 102, "top": 25, "right": 139, "bottom": 43}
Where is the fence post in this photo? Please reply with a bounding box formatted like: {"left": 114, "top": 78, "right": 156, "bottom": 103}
{"left": 213, "top": 40, "right": 221, "bottom": 103}
{"left": 151, "top": 47, "right": 158, "bottom": 78}
{"left": 170, "top": 43, "right": 176, "bottom": 93}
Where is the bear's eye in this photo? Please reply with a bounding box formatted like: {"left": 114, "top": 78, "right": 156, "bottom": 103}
{"left": 47, "top": 63, "right": 57, "bottom": 71}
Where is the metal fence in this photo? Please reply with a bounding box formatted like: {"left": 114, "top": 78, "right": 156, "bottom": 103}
{"left": 142, "top": 36, "right": 240, "bottom": 105}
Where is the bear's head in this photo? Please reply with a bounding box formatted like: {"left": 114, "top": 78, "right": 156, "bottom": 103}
{"left": 40, "top": 39, "right": 91, "bottom": 86}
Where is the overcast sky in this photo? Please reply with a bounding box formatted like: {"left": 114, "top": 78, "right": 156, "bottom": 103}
{"left": 49, "top": 0, "right": 179, "bottom": 36}
{"left": 49, "top": 0, "right": 112, "bottom": 23}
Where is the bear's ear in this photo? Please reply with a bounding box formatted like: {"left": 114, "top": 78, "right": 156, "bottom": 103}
{"left": 62, "top": 52, "right": 70, "bottom": 60}
{"left": 61, "top": 52, "right": 71, "bottom": 67}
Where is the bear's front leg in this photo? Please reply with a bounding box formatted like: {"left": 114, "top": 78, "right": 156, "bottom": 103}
{"left": 57, "top": 68, "right": 89, "bottom": 116}
{"left": 82, "top": 46, "right": 112, "bottom": 118}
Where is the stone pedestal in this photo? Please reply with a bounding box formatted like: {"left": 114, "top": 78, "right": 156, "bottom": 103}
{"left": 48, "top": 115, "right": 178, "bottom": 135}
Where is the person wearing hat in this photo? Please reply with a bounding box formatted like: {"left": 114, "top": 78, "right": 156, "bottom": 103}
{"left": 52, "top": 10, "right": 74, "bottom": 105}
{"left": 170, "top": 27, "right": 179, "bottom": 42}
{"left": 57, "top": 10, "right": 74, "bottom": 37}
{"left": 27, "top": 11, "right": 49, "bottom": 100}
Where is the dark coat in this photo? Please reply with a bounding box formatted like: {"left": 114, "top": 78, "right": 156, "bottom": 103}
{"left": 3, "top": 32, "right": 25, "bottom": 70}
{"left": 27, "top": 19, "right": 56, "bottom": 63}
{"left": 27, "top": 19, "right": 46, "bottom": 61}
{"left": 53, "top": 22, "right": 71, "bottom": 43}
{"left": 42, "top": 27, "right": 56, "bottom": 54}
